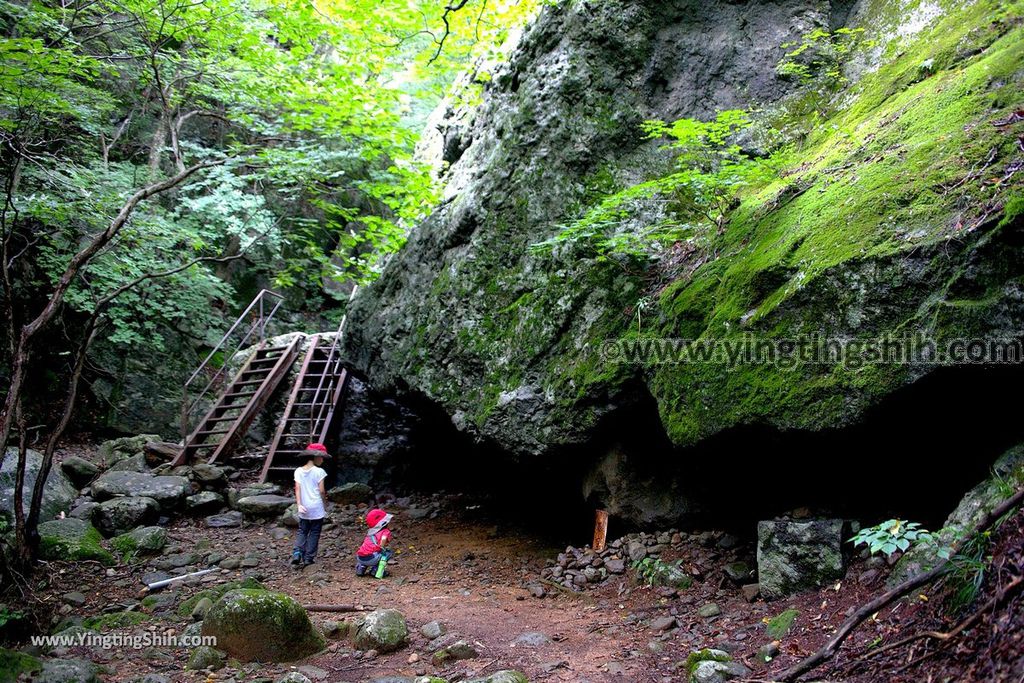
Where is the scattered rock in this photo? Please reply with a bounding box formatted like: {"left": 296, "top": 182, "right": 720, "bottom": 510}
{"left": 513, "top": 631, "right": 551, "bottom": 647}
{"left": 464, "top": 672, "right": 529, "bottom": 683}
{"left": 61, "top": 592, "right": 87, "bottom": 607}
{"left": 764, "top": 608, "right": 800, "bottom": 640}
{"left": 650, "top": 616, "right": 677, "bottom": 632}
{"left": 191, "top": 597, "right": 214, "bottom": 621}
{"left": 419, "top": 620, "right": 445, "bottom": 640}
{"left": 190, "top": 464, "right": 226, "bottom": 487}
{"left": 98, "top": 435, "right": 158, "bottom": 467}
{"left": 205, "top": 511, "right": 243, "bottom": 528}
{"left": 723, "top": 561, "right": 755, "bottom": 584}
{"left": 185, "top": 645, "right": 225, "bottom": 671}
{"left": 68, "top": 502, "right": 99, "bottom": 521}
{"left": 698, "top": 603, "right": 722, "bottom": 618}
{"left": 432, "top": 640, "right": 478, "bottom": 665}
{"left": 741, "top": 583, "right": 761, "bottom": 602}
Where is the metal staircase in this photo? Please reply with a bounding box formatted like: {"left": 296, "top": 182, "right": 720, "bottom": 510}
{"left": 173, "top": 337, "right": 301, "bottom": 466}
{"left": 259, "top": 329, "right": 349, "bottom": 482}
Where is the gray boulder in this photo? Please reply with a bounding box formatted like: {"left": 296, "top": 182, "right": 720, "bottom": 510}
{"left": 202, "top": 589, "right": 324, "bottom": 662}
{"left": 205, "top": 511, "right": 243, "bottom": 528}
{"left": 60, "top": 457, "right": 100, "bottom": 488}
{"left": 757, "top": 519, "right": 846, "bottom": 600}
{"left": 91, "top": 471, "right": 189, "bottom": 510}
{"left": 352, "top": 609, "right": 408, "bottom": 653}
{"left": 326, "top": 482, "right": 372, "bottom": 505}
{"left": 235, "top": 494, "right": 294, "bottom": 516}
{"left": 465, "top": 672, "right": 529, "bottom": 683}
{"left": 94, "top": 496, "right": 160, "bottom": 537}
{"left": 185, "top": 645, "right": 225, "bottom": 670}
{"left": 34, "top": 657, "right": 102, "bottom": 682}
{"left": 186, "top": 491, "right": 224, "bottom": 514}
{"left": 190, "top": 464, "right": 226, "bottom": 488}
{"left": 1, "top": 448, "right": 78, "bottom": 523}
{"left": 69, "top": 502, "right": 99, "bottom": 522}
{"left": 108, "top": 453, "right": 149, "bottom": 473}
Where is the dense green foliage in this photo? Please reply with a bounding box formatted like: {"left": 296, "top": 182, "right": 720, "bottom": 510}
{"left": 0, "top": 0, "right": 540, "bottom": 350}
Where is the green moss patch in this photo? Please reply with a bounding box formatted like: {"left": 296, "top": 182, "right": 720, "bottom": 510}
{"left": 37, "top": 518, "right": 115, "bottom": 566}
{"left": 765, "top": 608, "right": 801, "bottom": 640}
{"left": 177, "top": 577, "right": 263, "bottom": 618}
{"left": 82, "top": 611, "right": 150, "bottom": 631}
{"left": 0, "top": 648, "right": 41, "bottom": 683}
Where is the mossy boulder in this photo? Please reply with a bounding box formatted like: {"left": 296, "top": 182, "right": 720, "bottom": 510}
{"left": 352, "top": 609, "right": 408, "bottom": 653}
{"left": 37, "top": 518, "right": 114, "bottom": 565}
{"left": 82, "top": 611, "right": 149, "bottom": 631}
{"left": 757, "top": 519, "right": 846, "bottom": 600}
{"left": 176, "top": 578, "right": 263, "bottom": 618}
{"left": 685, "top": 649, "right": 749, "bottom": 683}
{"left": 201, "top": 589, "right": 324, "bottom": 662}
{"left": 465, "top": 672, "right": 529, "bottom": 683}
{"left": 97, "top": 434, "right": 159, "bottom": 468}
{"left": 0, "top": 647, "right": 42, "bottom": 682}
{"left": 111, "top": 526, "right": 167, "bottom": 558}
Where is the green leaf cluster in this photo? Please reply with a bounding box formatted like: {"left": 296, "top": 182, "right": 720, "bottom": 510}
{"left": 850, "top": 519, "right": 935, "bottom": 559}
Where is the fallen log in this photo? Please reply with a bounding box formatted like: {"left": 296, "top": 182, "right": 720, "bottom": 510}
{"left": 301, "top": 604, "right": 373, "bottom": 613}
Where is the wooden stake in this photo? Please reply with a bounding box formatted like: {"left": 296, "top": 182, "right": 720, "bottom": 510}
{"left": 593, "top": 509, "right": 609, "bottom": 552}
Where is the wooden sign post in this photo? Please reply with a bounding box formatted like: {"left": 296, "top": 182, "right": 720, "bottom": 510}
{"left": 593, "top": 509, "right": 609, "bottom": 552}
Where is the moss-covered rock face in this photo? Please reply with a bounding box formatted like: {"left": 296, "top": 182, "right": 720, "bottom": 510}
{"left": 345, "top": 0, "right": 1024, "bottom": 523}
{"left": 201, "top": 589, "right": 325, "bottom": 662}
{"left": 37, "top": 518, "right": 115, "bottom": 566}
{"left": 0, "top": 647, "right": 42, "bottom": 682}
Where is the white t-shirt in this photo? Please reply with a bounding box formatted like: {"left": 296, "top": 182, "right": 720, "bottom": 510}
{"left": 294, "top": 465, "right": 327, "bottom": 520}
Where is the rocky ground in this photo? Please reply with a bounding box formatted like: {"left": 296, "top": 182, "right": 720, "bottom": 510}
{"left": 2, "top": 437, "right": 1022, "bottom": 682}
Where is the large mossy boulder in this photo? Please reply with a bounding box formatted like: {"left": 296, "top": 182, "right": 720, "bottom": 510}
{"left": 201, "top": 589, "right": 324, "bottom": 662}
{"left": 1, "top": 448, "right": 78, "bottom": 524}
{"left": 757, "top": 519, "right": 846, "bottom": 600}
{"left": 94, "top": 496, "right": 160, "bottom": 537}
{"left": 97, "top": 434, "right": 159, "bottom": 468}
{"left": 37, "top": 518, "right": 114, "bottom": 565}
{"left": 91, "top": 471, "right": 189, "bottom": 510}
{"left": 352, "top": 609, "right": 408, "bottom": 653}
{"left": 0, "top": 647, "right": 42, "bottom": 681}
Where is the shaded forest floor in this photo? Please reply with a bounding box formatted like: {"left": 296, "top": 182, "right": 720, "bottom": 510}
{"left": 9, "top": 454, "right": 1024, "bottom": 682}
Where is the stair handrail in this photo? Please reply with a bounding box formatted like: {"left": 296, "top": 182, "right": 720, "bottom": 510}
{"left": 306, "top": 286, "right": 357, "bottom": 440}
{"left": 180, "top": 289, "right": 285, "bottom": 439}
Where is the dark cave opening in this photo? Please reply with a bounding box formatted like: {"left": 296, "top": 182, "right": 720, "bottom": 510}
{"left": 380, "top": 362, "right": 1024, "bottom": 547}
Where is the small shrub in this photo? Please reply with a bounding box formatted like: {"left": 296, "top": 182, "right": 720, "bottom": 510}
{"left": 850, "top": 519, "right": 935, "bottom": 559}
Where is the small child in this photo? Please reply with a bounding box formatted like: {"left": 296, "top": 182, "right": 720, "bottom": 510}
{"left": 355, "top": 508, "right": 393, "bottom": 577}
{"left": 291, "top": 443, "right": 331, "bottom": 568}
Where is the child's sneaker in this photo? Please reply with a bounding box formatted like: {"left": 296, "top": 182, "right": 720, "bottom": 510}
{"left": 355, "top": 564, "right": 366, "bottom": 577}
{"left": 290, "top": 550, "right": 302, "bottom": 566}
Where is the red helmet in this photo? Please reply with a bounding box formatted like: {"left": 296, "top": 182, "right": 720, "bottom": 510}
{"left": 366, "top": 508, "right": 392, "bottom": 527}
